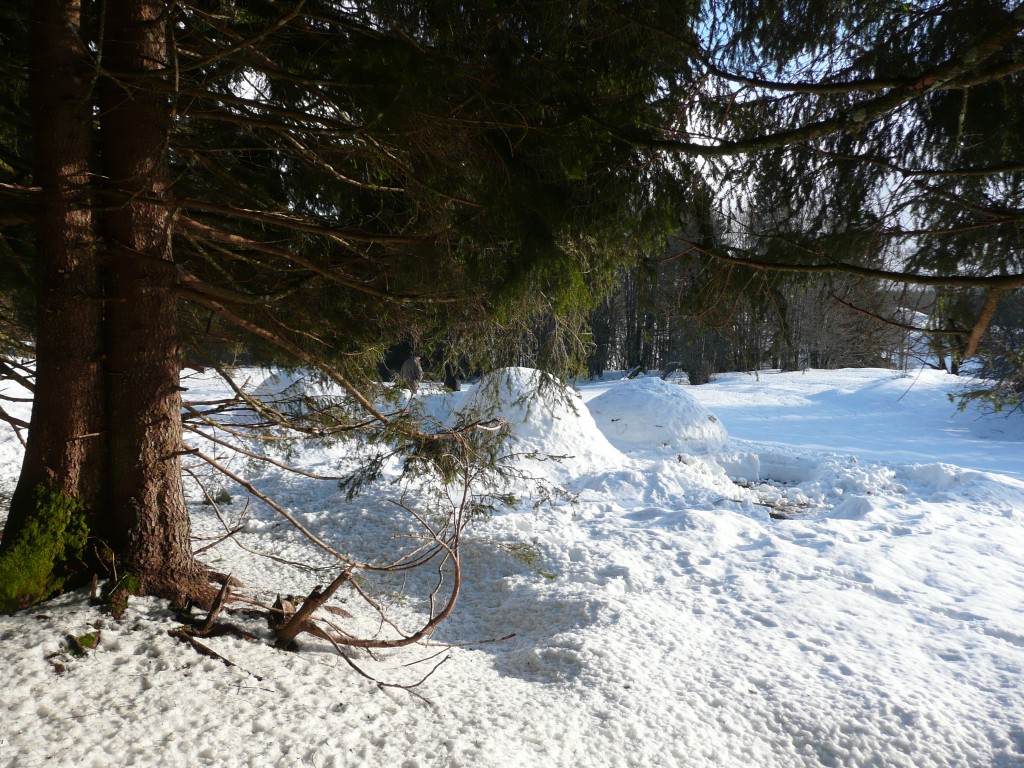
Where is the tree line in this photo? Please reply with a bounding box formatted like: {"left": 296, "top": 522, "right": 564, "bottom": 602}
{"left": 585, "top": 243, "right": 1024, "bottom": 388}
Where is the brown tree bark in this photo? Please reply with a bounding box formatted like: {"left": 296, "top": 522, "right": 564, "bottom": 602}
{"left": 96, "top": 0, "right": 210, "bottom": 606}
{"left": 4, "top": 0, "right": 105, "bottom": 554}
{"left": 5, "top": 0, "right": 213, "bottom": 611}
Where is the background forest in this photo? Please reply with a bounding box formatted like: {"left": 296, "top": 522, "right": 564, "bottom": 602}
{"left": 585, "top": 256, "right": 1024, "bottom": 398}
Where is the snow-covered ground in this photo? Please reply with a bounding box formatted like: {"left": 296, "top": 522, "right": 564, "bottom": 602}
{"left": 2, "top": 367, "right": 1024, "bottom": 768}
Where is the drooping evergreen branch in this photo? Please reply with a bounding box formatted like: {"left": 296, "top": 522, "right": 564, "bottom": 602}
{"left": 176, "top": 217, "right": 470, "bottom": 305}
{"left": 677, "top": 237, "right": 1024, "bottom": 290}
{"left": 808, "top": 148, "right": 1024, "bottom": 179}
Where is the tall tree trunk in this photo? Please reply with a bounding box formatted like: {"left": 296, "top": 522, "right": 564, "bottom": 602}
{"left": 4, "top": 0, "right": 105, "bottom": 561}
{"left": 97, "top": 0, "right": 210, "bottom": 606}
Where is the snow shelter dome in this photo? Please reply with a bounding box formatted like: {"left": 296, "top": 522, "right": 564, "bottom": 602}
{"left": 588, "top": 376, "right": 728, "bottom": 454}
{"left": 462, "top": 367, "right": 624, "bottom": 471}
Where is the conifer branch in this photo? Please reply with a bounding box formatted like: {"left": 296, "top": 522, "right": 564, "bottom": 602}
{"left": 678, "top": 238, "right": 1024, "bottom": 290}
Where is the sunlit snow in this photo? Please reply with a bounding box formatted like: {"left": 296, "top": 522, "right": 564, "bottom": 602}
{"left": 2, "top": 366, "right": 1023, "bottom": 768}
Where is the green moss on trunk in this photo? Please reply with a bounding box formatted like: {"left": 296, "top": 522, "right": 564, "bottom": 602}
{"left": 0, "top": 484, "right": 89, "bottom": 613}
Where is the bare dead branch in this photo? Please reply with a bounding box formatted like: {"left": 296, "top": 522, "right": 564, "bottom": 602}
{"left": 0, "top": 404, "right": 30, "bottom": 430}
{"left": 177, "top": 293, "right": 398, "bottom": 428}
{"left": 177, "top": 216, "right": 466, "bottom": 304}
{"left": 175, "top": 196, "right": 425, "bottom": 246}
{"left": 197, "top": 577, "right": 232, "bottom": 632}
{"left": 168, "top": 627, "right": 265, "bottom": 680}
{"left": 321, "top": 629, "right": 450, "bottom": 701}
{"left": 175, "top": 1, "right": 307, "bottom": 74}
{"left": 0, "top": 356, "right": 36, "bottom": 392}
{"left": 186, "top": 444, "right": 364, "bottom": 567}
{"left": 183, "top": 421, "right": 348, "bottom": 480}
{"left": 275, "top": 568, "right": 353, "bottom": 648}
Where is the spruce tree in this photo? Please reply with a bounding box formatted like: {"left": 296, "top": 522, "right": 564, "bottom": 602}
{"left": 2, "top": 0, "right": 1022, "bottom": 618}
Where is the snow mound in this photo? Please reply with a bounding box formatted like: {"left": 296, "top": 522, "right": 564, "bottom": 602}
{"left": 462, "top": 368, "right": 624, "bottom": 470}
{"left": 252, "top": 370, "right": 308, "bottom": 411}
{"left": 251, "top": 369, "right": 353, "bottom": 417}
{"left": 587, "top": 376, "right": 728, "bottom": 454}
{"left": 253, "top": 369, "right": 351, "bottom": 402}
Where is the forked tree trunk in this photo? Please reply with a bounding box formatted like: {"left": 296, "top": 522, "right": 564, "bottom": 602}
{"left": 4, "top": 0, "right": 105, "bottom": 555}
{"left": 4, "top": 0, "right": 211, "bottom": 610}
{"left": 96, "top": 0, "right": 211, "bottom": 606}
